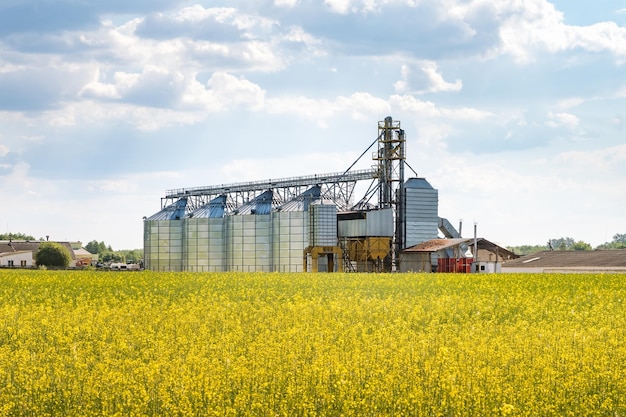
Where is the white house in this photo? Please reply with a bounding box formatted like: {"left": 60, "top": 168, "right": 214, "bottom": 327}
{"left": 0, "top": 250, "right": 34, "bottom": 267}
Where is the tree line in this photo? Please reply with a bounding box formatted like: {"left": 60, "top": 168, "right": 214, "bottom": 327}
{"left": 508, "top": 234, "right": 626, "bottom": 256}
{"left": 5, "top": 232, "right": 626, "bottom": 262}
{"left": 84, "top": 240, "right": 142, "bottom": 264}
{"left": 0, "top": 234, "right": 142, "bottom": 265}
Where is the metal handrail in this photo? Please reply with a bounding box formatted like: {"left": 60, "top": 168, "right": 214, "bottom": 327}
{"left": 165, "top": 168, "right": 377, "bottom": 198}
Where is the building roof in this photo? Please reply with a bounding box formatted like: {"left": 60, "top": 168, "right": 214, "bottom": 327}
{"left": 0, "top": 241, "right": 42, "bottom": 254}
{"left": 0, "top": 250, "right": 33, "bottom": 258}
{"left": 404, "top": 177, "right": 434, "bottom": 190}
{"left": 404, "top": 238, "right": 468, "bottom": 252}
{"left": 74, "top": 248, "right": 97, "bottom": 258}
{"left": 0, "top": 241, "right": 77, "bottom": 260}
{"left": 502, "top": 250, "right": 626, "bottom": 269}
{"left": 403, "top": 238, "right": 518, "bottom": 259}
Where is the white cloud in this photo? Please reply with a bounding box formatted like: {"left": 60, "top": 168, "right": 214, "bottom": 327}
{"left": 394, "top": 62, "right": 462, "bottom": 94}
{"left": 1, "top": 162, "right": 32, "bottom": 189}
{"left": 555, "top": 143, "right": 626, "bottom": 173}
{"left": 393, "top": 65, "right": 410, "bottom": 93}
{"left": 390, "top": 94, "right": 441, "bottom": 117}
{"left": 616, "top": 86, "right": 626, "bottom": 98}
{"left": 39, "top": 100, "right": 205, "bottom": 130}
{"left": 264, "top": 92, "right": 390, "bottom": 126}
{"left": 496, "top": 0, "right": 626, "bottom": 63}
{"left": 336, "top": 92, "right": 391, "bottom": 120}
{"left": 182, "top": 72, "right": 266, "bottom": 112}
{"left": 436, "top": 0, "right": 626, "bottom": 64}
{"left": 283, "top": 26, "right": 326, "bottom": 58}
{"left": 420, "top": 61, "right": 463, "bottom": 93}
{"left": 556, "top": 97, "right": 584, "bottom": 109}
{"left": 220, "top": 151, "right": 359, "bottom": 183}
{"left": 207, "top": 72, "right": 266, "bottom": 110}
{"left": 0, "top": 145, "right": 8, "bottom": 157}
{"left": 274, "top": 0, "right": 299, "bottom": 7}
{"left": 546, "top": 112, "right": 579, "bottom": 129}
{"left": 97, "top": 179, "right": 139, "bottom": 193}
{"left": 174, "top": 6, "right": 236, "bottom": 24}
{"left": 390, "top": 94, "right": 492, "bottom": 121}
{"left": 323, "top": 0, "right": 358, "bottom": 15}
{"left": 48, "top": 111, "right": 77, "bottom": 128}
{"left": 79, "top": 69, "right": 121, "bottom": 99}
{"left": 0, "top": 63, "right": 27, "bottom": 74}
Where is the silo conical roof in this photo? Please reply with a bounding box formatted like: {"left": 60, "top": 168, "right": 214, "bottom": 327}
{"left": 145, "top": 198, "right": 188, "bottom": 221}
{"left": 279, "top": 185, "right": 321, "bottom": 212}
{"left": 188, "top": 195, "right": 227, "bottom": 218}
{"left": 235, "top": 190, "right": 274, "bottom": 215}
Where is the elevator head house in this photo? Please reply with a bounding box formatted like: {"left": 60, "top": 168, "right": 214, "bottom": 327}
{"left": 143, "top": 117, "right": 468, "bottom": 273}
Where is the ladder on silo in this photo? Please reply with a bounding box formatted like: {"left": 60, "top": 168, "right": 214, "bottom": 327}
{"left": 339, "top": 240, "right": 356, "bottom": 272}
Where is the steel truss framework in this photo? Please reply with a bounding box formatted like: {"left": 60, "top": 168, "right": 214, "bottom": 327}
{"left": 162, "top": 169, "right": 377, "bottom": 212}
{"left": 375, "top": 117, "right": 406, "bottom": 270}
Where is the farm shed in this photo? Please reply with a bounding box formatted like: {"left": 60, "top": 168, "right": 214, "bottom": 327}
{"left": 400, "top": 238, "right": 517, "bottom": 273}
{"left": 502, "top": 250, "right": 626, "bottom": 273}
{"left": 74, "top": 247, "right": 98, "bottom": 267}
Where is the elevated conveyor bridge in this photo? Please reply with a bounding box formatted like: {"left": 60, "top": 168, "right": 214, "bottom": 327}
{"left": 162, "top": 168, "right": 377, "bottom": 211}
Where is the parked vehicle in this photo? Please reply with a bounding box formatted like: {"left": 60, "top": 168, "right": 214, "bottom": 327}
{"left": 109, "top": 262, "right": 141, "bottom": 271}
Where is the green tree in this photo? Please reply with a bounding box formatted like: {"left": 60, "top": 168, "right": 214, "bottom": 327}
{"left": 595, "top": 233, "right": 626, "bottom": 249}
{"left": 507, "top": 244, "right": 548, "bottom": 256}
{"left": 85, "top": 240, "right": 100, "bottom": 254}
{"left": 88, "top": 241, "right": 109, "bottom": 253}
{"left": 100, "top": 251, "right": 124, "bottom": 263}
{"left": 571, "top": 241, "right": 592, "bottom": 251}
{"left": 0, "top": 232, "right": 36, "bottom": 241}
{"left": 548, "top": 237, "right": 582, "bottom": 250}
{"left": 35, "top": 242, "right": 71, "bottom": 268}
{"left": 613, "top": 233, "right": 626, "bottom": 244}
{"left": 118, "top": 249, "right": 143, "bottom": 263}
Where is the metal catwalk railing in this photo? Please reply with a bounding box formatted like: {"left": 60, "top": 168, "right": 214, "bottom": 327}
{"left": 165, "top": 168, "right": 377, "bottom": 198}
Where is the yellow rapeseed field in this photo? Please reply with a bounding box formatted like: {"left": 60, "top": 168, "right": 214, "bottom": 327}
{"left": 0, "top": 269, "right": 625, "bottom": 416}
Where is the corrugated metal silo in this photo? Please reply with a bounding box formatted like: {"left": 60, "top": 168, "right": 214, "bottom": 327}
{"left": 272, "top": 186, "right": 319, "bottom": 272}
{"left": 184, "top": 195, "right": 226, "bottom": 272}
{"left": 227, "top": 190, "right": 273, "bottom": 272}
{"left": 307, "top": 202, "right": 338, "bottom": 272}
{"left": 309, "top": 202, "right": 337, "bottom": 246}
{"left": 404, "top": 178, "right": 439, "bottom": 248}
{"left": 143, "top": 198, "right": 188, "bottom": 271}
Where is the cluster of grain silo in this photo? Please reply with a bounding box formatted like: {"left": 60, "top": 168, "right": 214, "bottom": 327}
{"left": 145, "top": 188, "right": 316, "bottom": 272}
{"left": 144, "top": 117, "right": 453, "bottom": 272}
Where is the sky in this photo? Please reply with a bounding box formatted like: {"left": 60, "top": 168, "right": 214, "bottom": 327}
{"left": 1, "top": 0, "right": 625, "bottom": 251}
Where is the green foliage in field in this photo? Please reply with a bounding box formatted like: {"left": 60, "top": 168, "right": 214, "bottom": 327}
{"left": 0, "top": 270, "right": 625, "bottom": 416}
{"left": 34, "top": 242, "right": 72, "bottom": 268}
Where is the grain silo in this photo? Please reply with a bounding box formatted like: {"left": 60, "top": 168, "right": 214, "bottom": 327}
{"left": 183, "top": 195, "right": 227, "bottom": 272}
{"left": 272, "top": 186, "right": 319, "bottom": 272}
{"left": 144, "top": 198, "right": 187, "bottom": 271}
{"left": 226, "top": 190, "right": 274, "bottom": 272}
{"left": 144, "top": 116, "right": 458, "bottom": 272}
{"left": 404, "top": 178, "right": 439, "bottom": 248}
